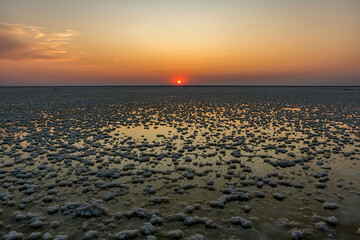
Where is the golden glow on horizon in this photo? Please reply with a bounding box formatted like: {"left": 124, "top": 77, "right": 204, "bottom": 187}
{"left": 0, "top": 0, "right": 359, "bottom": 85}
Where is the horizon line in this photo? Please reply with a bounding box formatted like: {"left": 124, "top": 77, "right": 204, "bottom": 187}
{"left": 0, "top": 84, "right": 360, "bottom": 88}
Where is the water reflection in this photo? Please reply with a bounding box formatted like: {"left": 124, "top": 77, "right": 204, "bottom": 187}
{"left": 0, "top": 87, "right": 359, "bottom": 239}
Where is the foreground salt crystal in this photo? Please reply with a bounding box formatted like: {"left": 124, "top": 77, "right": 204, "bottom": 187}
{"left": 0, "top": 87, "right": 359, "bottom": 239}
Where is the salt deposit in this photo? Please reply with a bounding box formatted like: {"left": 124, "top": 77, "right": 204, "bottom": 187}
{"left": 0, "top": 86, "right": 359, "bottom": 239}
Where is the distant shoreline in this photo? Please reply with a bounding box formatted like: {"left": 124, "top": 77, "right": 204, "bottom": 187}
{"left": 0, "top": 85, "right": 360, "bottom": 88}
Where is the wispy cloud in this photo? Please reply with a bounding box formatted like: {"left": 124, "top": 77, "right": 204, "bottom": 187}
{"left": 0, "top": 23, "right": 81, "bottom": 62}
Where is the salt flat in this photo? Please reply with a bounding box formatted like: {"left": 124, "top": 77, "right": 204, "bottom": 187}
{"left": 0, "top": 86, "right": 359, "bottom": 239}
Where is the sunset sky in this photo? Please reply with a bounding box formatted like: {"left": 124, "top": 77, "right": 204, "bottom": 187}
{"left": 0, "top": 0, "right": 359, "bottom": 86}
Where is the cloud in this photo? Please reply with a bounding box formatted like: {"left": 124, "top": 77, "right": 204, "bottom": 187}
{"left": 0, "top": 23, "right": 81, "bottom": 62}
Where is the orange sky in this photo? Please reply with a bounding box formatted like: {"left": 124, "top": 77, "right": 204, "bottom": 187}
{"left": 0, "top": 0, "right": 359, "bottom": 85}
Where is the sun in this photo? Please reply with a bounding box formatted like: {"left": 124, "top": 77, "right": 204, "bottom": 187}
{"left": 174, "top": 76, "right": 185, "bottom": 85}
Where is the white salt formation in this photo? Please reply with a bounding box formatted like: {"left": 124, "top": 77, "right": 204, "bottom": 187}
{"left": 0, "top": 86, "right": 359, "bottom": 239}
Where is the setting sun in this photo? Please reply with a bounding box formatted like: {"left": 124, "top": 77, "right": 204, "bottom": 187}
{"left": 174, "top": 76, "right": 185, "bottom": 85}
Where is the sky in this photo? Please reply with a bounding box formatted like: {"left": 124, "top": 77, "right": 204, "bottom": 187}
{"left": 0, "top": 0, "right": 359, "bottom": 86}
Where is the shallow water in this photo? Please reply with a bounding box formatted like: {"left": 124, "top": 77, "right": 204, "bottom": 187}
{"left": 0, "top": 86, "right": 359, "bottom": 240}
